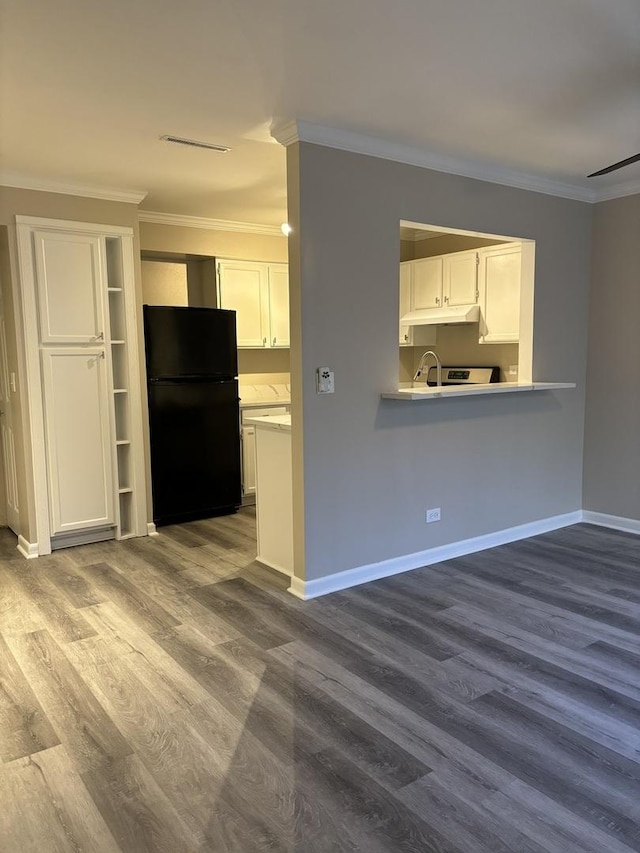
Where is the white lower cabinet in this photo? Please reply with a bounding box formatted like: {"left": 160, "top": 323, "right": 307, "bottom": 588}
{"left": 241, "top": 425, "right": 257, "bottom": 499}
{"left": 477, "top": 244, "right": 521, "bottom": 343}
{"left": 240, "top": 405, "right": 289, "bottom": 503}
{"left": 41, "top": 349, "right": 115, "bottom": 533}
{"left": 252, "top": 420, "right": 293, "bottom": 577}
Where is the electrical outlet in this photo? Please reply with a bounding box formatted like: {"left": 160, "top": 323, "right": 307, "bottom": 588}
{"left": 426, "top": 507, "right": 441, "bottom": 523}
{"left": 316, "top": 367, "right": 335, "bottom": 394}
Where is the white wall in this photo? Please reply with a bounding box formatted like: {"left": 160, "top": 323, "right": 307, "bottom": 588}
{"left": 288, "top": 143, "right": 592, "bottom": 583}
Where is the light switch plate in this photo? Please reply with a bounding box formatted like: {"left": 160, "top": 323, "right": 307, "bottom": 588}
{"left": 316, "top": 367, "right": 335, "bottom": 394}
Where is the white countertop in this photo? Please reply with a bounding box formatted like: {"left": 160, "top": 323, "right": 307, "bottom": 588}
{"left": 381, "top": 381, "right": 576, "bottom": 401}
{"left": 244, "top": 413, "right": 292, "bottom": 432}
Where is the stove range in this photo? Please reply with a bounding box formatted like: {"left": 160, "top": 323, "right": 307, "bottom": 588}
{"left": 426, "top": 366, "right": 501, "bottom": 386}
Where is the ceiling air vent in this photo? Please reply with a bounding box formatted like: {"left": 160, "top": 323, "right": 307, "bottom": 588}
{"left": 161, "top": 135, "right": 230, "bottom": 153}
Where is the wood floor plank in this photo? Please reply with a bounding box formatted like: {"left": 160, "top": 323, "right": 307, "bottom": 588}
{"left": 7, "top": 629, "right": 132, "bottom": 773}
{"left": 82, "top": 753, "right": 205, "bottom": 853}
{"left": 484, "top": 777, "right": 639, "bottom": 853}
{"left": 398, "top": 774, "right": 548, "bottom": 853}
{"left": 0, "top": 563, "right": 46, "bottom": 636}
{"left": 6, "top": 560, "right": 97, "bottom": 643}
{"left": 82, "top": 561, "right": 180, "bottom": 634}
{"left": 0, "top": 745, "right": 122, "bottom": 853}
{"left": 0, "top": 633, "right": 60, "bottom": 762}
{"left": 43, "top": 553, "right": 107, "bottom": 609}
{"left": 439, "top": 603, "right": 640, "bottom": 702}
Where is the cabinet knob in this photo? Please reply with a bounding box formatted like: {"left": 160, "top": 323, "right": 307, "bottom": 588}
{"left": 272, "top": 337, "right": 277, "bottom": 346}
{"left": 404, "top": 334, "right": 409, "bottom": 342}
{"left": 263, "top": 337, "right": 267, "bottom": 346}
{"left": 444, "top": 296, "right": 449, "bottom": 304}
{"left": 435, "top": 297, "right": 440, "bottom": 305}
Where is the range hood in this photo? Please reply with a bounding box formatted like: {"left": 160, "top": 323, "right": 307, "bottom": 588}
{"left": 401, "top": 304, "right": 480, "bottom": 326}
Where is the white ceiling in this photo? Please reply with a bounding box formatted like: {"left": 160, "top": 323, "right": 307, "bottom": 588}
{"left": 1, "top": 0, "right": 639, "bottom": 224}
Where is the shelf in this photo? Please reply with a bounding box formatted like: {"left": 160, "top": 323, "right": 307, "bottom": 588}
{"left": 107, "top": 287, "right": 122, "bottom": 292}
{"left": 116, "top": 439, "right": 130, "bottom": 446}
{"left": 113, "top": 388, "right": 128, "bottom": 394}
{"left": 118, "top": 487, "right": 133, "bottom": 494}
{"left": 381, "top": 381, "right": 576, "bottom": 402}
{"left": 111, "top": 340, "right": 125, "bottom": 345}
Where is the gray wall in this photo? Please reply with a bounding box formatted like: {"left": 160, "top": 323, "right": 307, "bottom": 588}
{"left": 288, "top": 143, "right": 592, "bottom": 582}
{"left": 583, "top": 194, "right": 640, "bottom": 519}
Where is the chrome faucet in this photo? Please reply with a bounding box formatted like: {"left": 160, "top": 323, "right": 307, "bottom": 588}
{"left": 414, "top": 350, "right": 442, "bottom": 387}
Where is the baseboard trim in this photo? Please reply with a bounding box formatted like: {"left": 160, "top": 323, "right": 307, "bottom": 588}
{"left": 17, "top": 535, "right": 39, "bottom": 559}
{"left": 147, "top": 522, "right": 159, "bottom": 536}
{"left": 581, "top": 510, "right": 640, "bottom": 535}
{"left": 288, "top": 510, "right": 583, "bottom": 600}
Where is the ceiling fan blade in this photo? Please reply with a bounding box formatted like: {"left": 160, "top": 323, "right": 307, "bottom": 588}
{"left": 588, "top": 152, "right": 640, "bottom": 177}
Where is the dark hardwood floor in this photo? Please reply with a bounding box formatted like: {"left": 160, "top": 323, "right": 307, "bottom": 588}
{"left": 1, "top": 513, "right": 640, "bottom": 851}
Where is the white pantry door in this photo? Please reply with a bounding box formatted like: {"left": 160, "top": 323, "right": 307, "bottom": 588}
{"left": 33, "top": 230, "right": 106, "bottom": 344}
{"left": 40, "top": 349, "right": 115, "bottom": 534}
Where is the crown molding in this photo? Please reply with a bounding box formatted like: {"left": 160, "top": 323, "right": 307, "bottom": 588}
{"left": 271, "top": 120, "right": 300, "bottom": 147}
{"left": 0, "top": 173, "right": 147, "bottom": 204}
{"left": 272, "top": 120, "right": 640, "bottom": 204}
{"left": 138, "top": 210, "right": 283, "bottom": 237}
{"left": 593, "top": 178, "right": 640, "bottom": 203}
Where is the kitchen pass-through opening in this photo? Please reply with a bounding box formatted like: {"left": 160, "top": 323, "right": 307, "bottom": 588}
{"left": 398, "top": 221, "right": 534, "bottom": 388}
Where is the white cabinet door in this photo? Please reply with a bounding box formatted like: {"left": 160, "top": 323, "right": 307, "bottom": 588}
{"left": 41, "top": 348, "right": 115, "bottom": 533}
{"left": 399, "top": 262, "right": 413, "bottom": 345}
{"left": 444, "top": 251, "right": 477, "bottom": 306}
{"left": 217, "top": 261, "right": 269, "bottom": 347}
{"left": 478, "top": 244, "right": 521, "bottom": 343}
{"left": 412, "top": 257, "right": 443, "bottom": 310}
{"left": 241, "top": 425, "right": 257, "bottom": 497}
{"left": 34, "top": 231, "right": 106, "bottom": 344}
{"left": 268, "top": 264, "right": 290, "bottom": 348}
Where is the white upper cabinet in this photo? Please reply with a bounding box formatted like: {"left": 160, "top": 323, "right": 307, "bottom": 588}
{"left": 410, "top": 251, "right": 478, "bottom": 311}
{"left": 443, "top": 251, "right": 478, "bottom": 306}
{"left": 477, "top": 244, "right": 521, "bottom": 344}
{"left": 398, "top": 262, "right": 437, "bottom": 347}
{"left": 34, "top": 231, "right": 106, "bottom": 344}
{"left": 217, "top": 260, "right": 270, "bottom": 347}
{"left": 41, "top": 348, "right": 115, "bottom": 534}
{"left": 268, "top": 263, "right": 290, "bottom": 348}
{"left": 399, "top": 262, "right": 412, "bottom": 345}
{"left": 217, "top": 259, "right": 290, "bottom": 349}
{"left": 412, "top": 257, "right": 443, "bottom": 310}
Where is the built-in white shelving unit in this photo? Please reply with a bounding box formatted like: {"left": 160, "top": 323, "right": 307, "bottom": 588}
{"left": 14, "top": 216, "right": 148, "bottom": 557}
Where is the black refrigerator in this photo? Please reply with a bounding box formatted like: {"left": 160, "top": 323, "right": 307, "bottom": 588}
{"left": 143, "top": 305, "right": 241, "bottom": 526}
